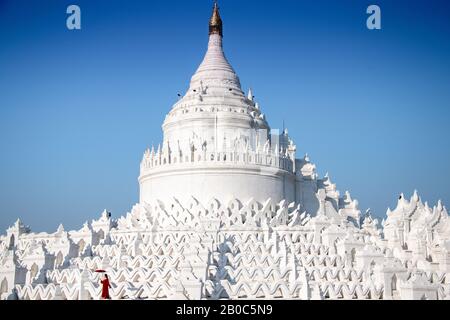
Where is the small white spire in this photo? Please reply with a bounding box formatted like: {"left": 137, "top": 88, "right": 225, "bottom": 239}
{"left": 437, "top": 200, "right": 443, "bottom": 211}
{"left": 57, "top": 224, "right": 65, "bottom": 233}
{"left": 247, "top": 88, "right": 253, "bottom": 101}
{"left": 412, "top": 189, "right": 419, "bottom": 202}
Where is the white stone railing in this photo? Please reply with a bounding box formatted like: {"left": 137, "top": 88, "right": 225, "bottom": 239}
{"left": 166, "top": 104, "right": 258, "bottom": 120}
{"left": 47, "top": 266, "right": 180, "bottom": 286}
{"left": 14, "top": 281, "right": 174, "bottom": 300}
{"left": 205, "top": 280, "right": 304, "bottom": 299}
{"left": 140, "top": 150, "right": 294, "bottom": 174}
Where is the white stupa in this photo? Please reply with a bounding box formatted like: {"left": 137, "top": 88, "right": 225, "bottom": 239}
{"left": 139, "top": 4, "right": 292, "bottom": 207}
{"left": 1, "top": 4, "right": 449, "bottom": 300}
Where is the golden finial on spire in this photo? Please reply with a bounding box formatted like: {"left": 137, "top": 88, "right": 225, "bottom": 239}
{"left": 209, "top": 1, "right": 223, "bottom": 37}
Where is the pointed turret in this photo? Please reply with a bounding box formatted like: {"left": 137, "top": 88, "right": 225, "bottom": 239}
{"left": 437, "top": 199, "right": 443, "bottom": 211}
{"left": 247, "top": 88, "right": 254, "bottom": 101}
{"left": 412, "top": 190, "right": 420, "bottom": 202}
{"left": 57, "top": 224, "right": 65, "bottom": 233}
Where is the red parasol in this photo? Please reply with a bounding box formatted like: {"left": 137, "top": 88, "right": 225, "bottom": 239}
{"left": 95, "top": 269, "right": 106, "bottom": 273}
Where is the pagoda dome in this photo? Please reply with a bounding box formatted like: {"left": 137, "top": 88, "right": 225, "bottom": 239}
{"left": 139, "top": 4, "right": 295, "bottom": 206}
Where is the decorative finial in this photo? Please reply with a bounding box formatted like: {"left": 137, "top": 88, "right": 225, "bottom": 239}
{"left": 247, "top": 88, "right": 253, "bottom": 101}
{"left": 209, "top": 1, "right": 223, "bottom": 37}
{"left": 57, "top": 224, "right": 65, "bottom": 233}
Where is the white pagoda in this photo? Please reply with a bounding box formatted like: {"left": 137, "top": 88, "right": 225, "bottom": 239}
{"left": 1, "top": 3, "right": 449, "bottom": 300}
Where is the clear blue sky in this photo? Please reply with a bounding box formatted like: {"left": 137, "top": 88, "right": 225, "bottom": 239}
{"left": 0, "top": 0, "right": 449, "bottom": 233}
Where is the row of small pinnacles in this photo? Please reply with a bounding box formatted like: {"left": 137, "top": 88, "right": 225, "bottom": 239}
{"left": 0, "top": 190, "right": 449, "bottom": 300}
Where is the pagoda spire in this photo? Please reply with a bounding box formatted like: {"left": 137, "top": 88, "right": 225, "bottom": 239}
{"left": 209, "top": 1, "right": 223, "bottom": 37}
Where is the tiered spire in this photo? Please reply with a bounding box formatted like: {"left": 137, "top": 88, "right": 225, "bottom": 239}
{"left": 187, "top": 0, "right": 242, "bottom": 94}
{"left": 209, "top": 2, "right": 223, "bottom": 37}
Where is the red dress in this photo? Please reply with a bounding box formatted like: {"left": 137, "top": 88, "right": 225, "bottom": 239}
{"left": 101, "top": 278, "right": 111, "bottom": 299}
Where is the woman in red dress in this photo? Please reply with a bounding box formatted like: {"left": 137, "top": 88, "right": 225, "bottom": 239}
{"left": 100, "top": 274, "right": 112, "bottom": 300}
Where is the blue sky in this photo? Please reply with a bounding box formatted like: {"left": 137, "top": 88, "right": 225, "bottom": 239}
{"left": 0, "top": 0, "right": 449, "bottom": 232}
